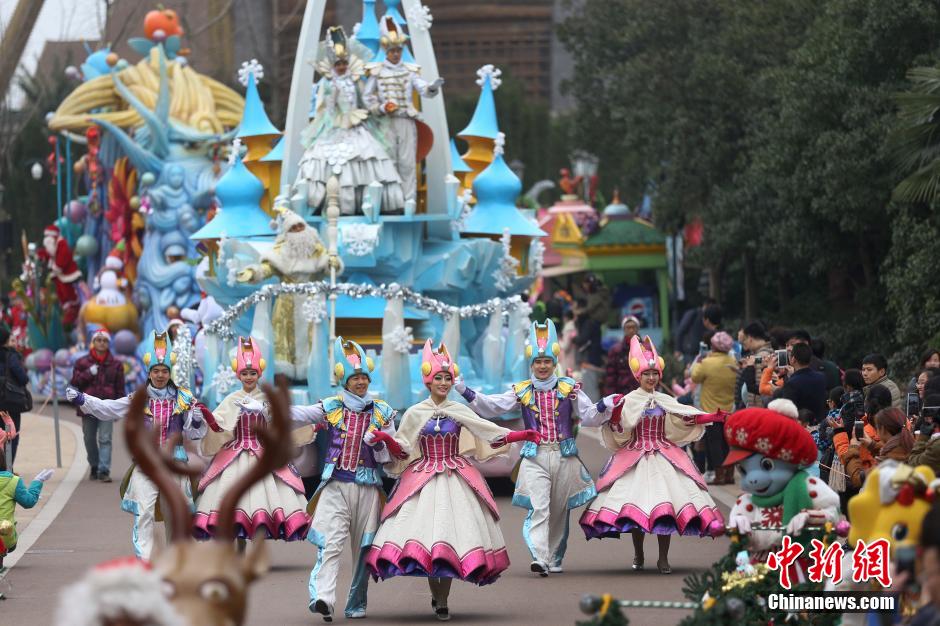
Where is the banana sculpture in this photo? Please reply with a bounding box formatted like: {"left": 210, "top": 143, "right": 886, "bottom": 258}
{"left": 49, "top": 47, "right": 243, "bottom": 135}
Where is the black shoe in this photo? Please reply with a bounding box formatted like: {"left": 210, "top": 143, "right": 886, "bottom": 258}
{"left": 530, "top": 561, "right": 549, "bottom": 577}
{"left": 89, "top": 469, "right": 98, "bottom": 481}
{"left": 436, "top": 607, "right": 451, "bottom": 621}
{"left": 99, "top": 472, "right": 112, "bottom": 483}
{"left": 310, "top": 599, "right": 333, "bottom": 622}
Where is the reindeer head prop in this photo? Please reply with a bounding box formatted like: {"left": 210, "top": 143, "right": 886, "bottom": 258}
{"left": 124, "top": 380, "right": 295, "bottom": 625}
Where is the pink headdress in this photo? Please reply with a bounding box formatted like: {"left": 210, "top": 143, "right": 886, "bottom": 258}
{"left": 628, "top": 335, "right": 664, "bottom": 378}
{"left": 231, "top": 336, "right": 265, "bottom": 374}
{"left": 420, "top": 339, "right": 459, "bottom": 385}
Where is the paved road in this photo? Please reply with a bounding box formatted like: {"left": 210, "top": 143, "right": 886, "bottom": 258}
{"left": 1, "top": 413, "right": 734, "bottom": 625}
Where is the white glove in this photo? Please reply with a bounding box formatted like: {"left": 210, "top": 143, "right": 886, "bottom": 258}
{"left": 89, "top": 364, "right": 98, "bottom": 376}
{"left": 729, "top": 513, "right": 752, "bottom": 534}
{"left": 238, "top": 398, "right": 266, "bottom": 413}
{"left": 431, "top": 77, "right": 445, "bottom": 90}
{"left": 785, "top": 511, "right": 810, "bottom": 536}
{"left": 602, "top": 394, "right": 617, "bottom": 409}
{"left": 454, "top": 377, "right": 467, "bottom": 394}
{"left": 363, "top": 430, "right": 377, "bottom": 446}
{"left": 34, "top": 469, "right": 54, "bottom": 483}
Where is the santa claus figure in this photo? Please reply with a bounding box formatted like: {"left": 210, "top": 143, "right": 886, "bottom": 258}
{"left": 38, "top": 224, "right": 82, "bottom": 328}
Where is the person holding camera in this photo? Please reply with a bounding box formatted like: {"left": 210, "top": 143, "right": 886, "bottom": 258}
{"left": 736, "top": 322, "right": 774, "bottom": 408}
{"left": 778, "top": 343, "right": 827, "bottom": 424}
{"left": 909, "top": 393, "right": 940, "bottom": 475}
{"left": 833, "top": 406, "right": 913, "bottom": 490}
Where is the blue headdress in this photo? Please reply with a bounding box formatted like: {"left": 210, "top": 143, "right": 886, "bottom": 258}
{"left": 333, "top": 336, "right": 375, "bottom": 387}
{"left": 141, "top": 330, "right": 175, "bottom": 371}
{"left": 524, "top": 319, "right": 560, "bottom": 367}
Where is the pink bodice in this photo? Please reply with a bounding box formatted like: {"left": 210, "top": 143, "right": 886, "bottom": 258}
{"left": 148, "top": 398, "right": 177, "bottom": 447}
{"left": 624, "top": 406, "right": 672, "bottom": 452}
{"left": 534, "top": 389, "right": 560, "bottom": 443}
{"left": 338, "top": 409, "right": 369, "bottom": 471}
{"left": 408, "top": 418, "right": 468, "bottom": 473}
{"left": 227, "top": 410, "right": 265, "bottom": 451}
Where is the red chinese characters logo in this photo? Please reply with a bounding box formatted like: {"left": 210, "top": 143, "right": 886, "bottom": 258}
{"left": 766, "top": 536, "right": 804, "bottom": 590}
{"left": 806, "top": 539, "right": 844, "bottom": 584}
{"left": 851, "top": 538, "right": 892, "bottom": 587}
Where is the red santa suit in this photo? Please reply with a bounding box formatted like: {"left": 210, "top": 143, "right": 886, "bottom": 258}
{"left": 38, "top": 224, "right": 82, "bottom": 327}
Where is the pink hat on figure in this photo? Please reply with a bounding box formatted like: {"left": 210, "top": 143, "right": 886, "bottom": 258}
{"left": 231, "top": 336, "right": 265, "bottom": 374}
{"left": 628, "top": 335, "right": 664, "bottom": 378}
{"left": 710, "top": 331, "right": 733, "bottom": 353}
{"left": 420, "top": 339, "right": 459, "bottom": 385}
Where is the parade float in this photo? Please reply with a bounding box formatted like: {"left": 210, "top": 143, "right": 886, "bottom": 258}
{"left": 189, "top": 0, "right": 545, "bottom": 410}
{"left": 33, "top": 1, "right": 544, "bottom": 412}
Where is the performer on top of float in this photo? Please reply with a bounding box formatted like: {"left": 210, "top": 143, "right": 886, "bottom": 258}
{"left": 67, "top": 330, "right": 214, "bottom": 560}
{"left": 289, "top": 337, "right": 398, "bottom": 622}
{"left": 456, "top": 319, "right": 616, "bottom": 576}
{"left": 580, "top": 335, "right": 726, "bottom": 575}
{"left": 296, "top": 26, "right": 405, "bottom": 216}
{"left": 193, "top": 336, "right": 311, "bottom": 542}
{"left": 367, "top": 339, "right": 540, "bottom": 621}
{"left": 363, "top": 17, "right": 444, "bottom": 212}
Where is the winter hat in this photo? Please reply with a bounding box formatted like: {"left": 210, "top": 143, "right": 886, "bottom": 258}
{"left": 710, "top": 331, "right": 733, "bottom": 353}
{"left": 621, "top": 315, "right": 640, "bottom": 329}
{"left": 722, "top": 398, "right": 817, "bottom": 467}
{"left": 43, "top": 224, "right": 60, "bottom": 238}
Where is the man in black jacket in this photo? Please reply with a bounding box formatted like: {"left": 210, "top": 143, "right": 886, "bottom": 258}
{"left": 572, "top": 298, "right": 604, "bottom": 399}
{"left": 780, "top": 343, "right": 828, "bottom": 423}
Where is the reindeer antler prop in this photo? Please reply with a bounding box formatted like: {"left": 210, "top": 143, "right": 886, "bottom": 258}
{"left": 122, "top": 381, "right": 294, "bottom": 625}
{"left": 125, "top": 387, "right": 197, "bottom": 542}
{"left": 215, "top": 381, "right": 294, "bottom": 541}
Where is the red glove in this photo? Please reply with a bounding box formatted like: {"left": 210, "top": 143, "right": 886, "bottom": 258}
{"left": 608, "top": 394, "right": 626, "bottom": 431}
{"left": 492, "top": 429, "right": 542, "bottom": 448}
{"left": 370, "top": 430, "right": 407, "bottom": 459}
{"left": 693, "top": 409, "right": 728, "bottom": 425}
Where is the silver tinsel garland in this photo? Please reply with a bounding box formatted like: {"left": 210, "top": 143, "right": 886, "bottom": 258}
{"left": 205, "top": 280, "right": 528, "bottom": 341}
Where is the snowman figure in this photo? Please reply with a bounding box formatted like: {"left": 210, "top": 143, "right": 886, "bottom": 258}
{"left": 723, "top": 399, "right": 842, "bottom": 553}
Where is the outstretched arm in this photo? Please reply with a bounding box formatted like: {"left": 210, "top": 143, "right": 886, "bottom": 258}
{"left": 575, "top": 388, "right": 616, "bottom": 427}
{"left": 71, "top": 391, "right": 132, "bottom": 422}
{"left": 455, "top": 385, "right": 518, "bottom": 419}
{"left": 290, "top": 402, "right": 327, "bottom": 426}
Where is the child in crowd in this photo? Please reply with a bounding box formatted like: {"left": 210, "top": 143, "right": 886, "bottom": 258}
{"left": 798, "top": 408, "right": 822, "bottom": 478}
{"left": 0, "top": 439, "right": 54, "bottom": 570}
{"left": 671, "top": 365, "right": 697, "bottom": 405}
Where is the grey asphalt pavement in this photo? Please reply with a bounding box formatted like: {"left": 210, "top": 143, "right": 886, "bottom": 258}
{"left": 0, "top": 412, "right": 733, "bottom": 626}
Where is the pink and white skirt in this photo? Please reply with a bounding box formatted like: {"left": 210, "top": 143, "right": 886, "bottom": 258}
{"left": 366, "top": 471, "right": 509, "bottom": 585}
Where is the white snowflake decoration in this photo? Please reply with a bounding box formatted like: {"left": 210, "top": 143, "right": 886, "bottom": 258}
{"left": 735, "top": 428, "right": 749, "bottom": 446}
{"left": 171, "top": 325, "right": 194, "bottom": 388}
{"left": 453, "top": 189, "right": 474, "bottom": 233}
{"left": 385, "top": 326, "right": 414, "bottom": 354}
{"left": 227, "top": 138, "right": 243, "bottom": 166}
{"left": 476, "top": 64, "right": 502, "bottom": 90}
{"left": 237, "top": 59, "right": 264, "bottom": 87}
{"left": 528, "top": 239, "right": 545, "bottom": 276}
{"left": 406, "top": 3, "right": 433, "bottom": 31}
{"left": 755, "top": 437, "right": 772, "bottom": 453}
{"left": 493, "top": 132, "right": 506, "bottom": 158}
{"left": 492, "top": 228, "right": 519, "bottom": 292}
{"left": 352, "top": 22, "right": 362, "bottom": 37}
{"left": 302, "top": 297, "right": 327, "bottom": 324}
{"left": 779, "top": 448, "right": 793, "bottom": 462}
{"left": 341, "top": 223, "right": 380, "bottom": 257}
{"left": 208, "top": 363, "right": 238, "bottom": 395}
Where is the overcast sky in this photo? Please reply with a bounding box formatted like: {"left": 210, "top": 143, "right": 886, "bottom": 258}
{"left": 1, "top": 0, "right": 104, "bottom": 105}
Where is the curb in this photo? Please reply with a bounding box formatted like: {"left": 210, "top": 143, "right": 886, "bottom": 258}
{"left": 1, "top": 416, "right": 87, "bottom": 574}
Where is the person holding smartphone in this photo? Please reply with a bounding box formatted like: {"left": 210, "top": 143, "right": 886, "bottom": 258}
{"left": 835, "top": 407, "right": 913, "bottom": 489}
{"left": 909, "top": 394, "right": 940, "bottom": 474}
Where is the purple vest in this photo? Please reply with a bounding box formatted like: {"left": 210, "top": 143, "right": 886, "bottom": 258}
{"left": 519, "top": 393, "right": 576, "bottom": 441}
{"left": 324, "top": 409, "right": 379, "bottom": 483}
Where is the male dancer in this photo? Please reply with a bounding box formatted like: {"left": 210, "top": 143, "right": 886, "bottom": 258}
{"left": 67, "top": 330, "right": 212, "bottom": 559}
{"left": 291, "top": 337, "right": 402, "bottom": 621}
{"left": 457, "top": 319, "right": 615, "bottom": 575}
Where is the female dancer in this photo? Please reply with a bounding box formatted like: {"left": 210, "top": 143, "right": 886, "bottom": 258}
{"left": 579, "top": 335, "right": 726, "bottom": 574}
{"left": 366, "top": 340, "right": 540, "bottom": 621}
{"left": 193, "top": 336, "right": 310, "bottom": 541}
{"left": 66, "top": 330, "right": 212, "bottom": 560}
